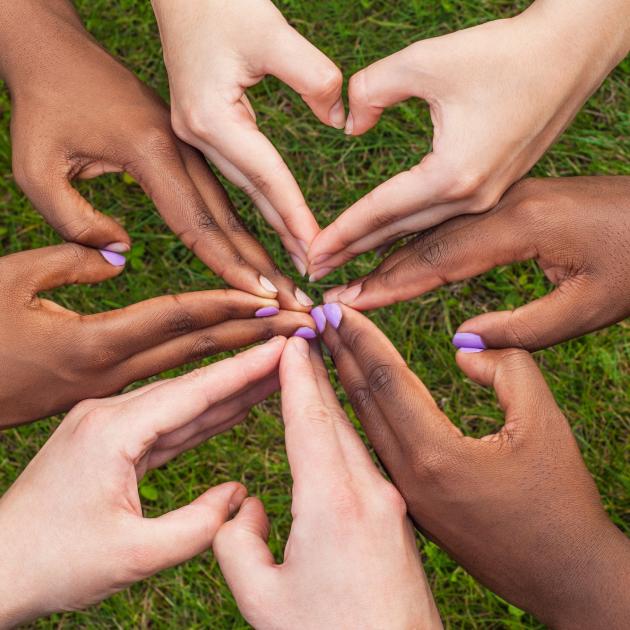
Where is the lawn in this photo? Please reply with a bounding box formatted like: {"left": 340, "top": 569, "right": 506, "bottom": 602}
{"left": 0, "top": 0, "right": 628, "bottom": 628}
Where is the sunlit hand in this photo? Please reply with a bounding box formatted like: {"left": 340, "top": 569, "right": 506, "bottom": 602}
{"left": 152, "top": 0, "right": 345, "bottom": 274}
{"left": 324, "top": 177, "right": 630, "bottom": 351}
{"left": 213, "top": 337, "right": 442, "bottom": 629}
{"left": 308, "top": 0, "right": 630, "bottom": 278}
{"left": 0, "top": 244, "right": 315, "bottom": 427}
{"left": 318, "top": 304, "right": 630, "bottom": 629}
{"left": 0, "top": 338, "right": 287, "bottom": 627}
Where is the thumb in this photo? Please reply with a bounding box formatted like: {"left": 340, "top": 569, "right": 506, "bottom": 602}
{"left": 347, "top": 45, "right": 423, "bottom": 135}
{"left": 456, "top": 348, "right": 564, "bottom": 437}
{"left": 136, "top": 482, "right": 247, "bottom": 575}
{"left": 16, "top": 167, "right": 130, "bottom": 251}
{"left": 456, "top": 276, "right": 601, "bottom": 351}
{"left": 213, "top": 497, "right": 276, "bottom": 601}
{"left": 263, "top": 24, "right": 345, "bottom": 129}
{"left": 7, "top": 243, "right": 127, "bottom": 294}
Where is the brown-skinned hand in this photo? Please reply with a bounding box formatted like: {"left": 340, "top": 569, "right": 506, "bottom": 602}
{"left": 318, "top": 304, "right": 630, "bottom": 629}
{"left": 0, "top": 244, "right": 315, "bottom": 428}
{"left": 0, "top": 0, "right": 312, "bottom": 311}
{"left": 325, "top": 177, "right": 630, "bottom": 351}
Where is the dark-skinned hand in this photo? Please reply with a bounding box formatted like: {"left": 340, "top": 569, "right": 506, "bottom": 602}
{"left": 325, "top": 177, "right": 630, "bottom": 351}
{"left": 314, "top": 303, "right": 630, "bottom": 630}
{"left": 0, "top": 244, "right": 315, "bottom": 428}
{"left": 0, "top": 0, "right": 313, "bottom": 311}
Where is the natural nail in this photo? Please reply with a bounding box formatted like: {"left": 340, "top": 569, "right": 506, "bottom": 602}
{"left": 99, "top": 249, "right": 126, "bottom": 266}
{"left": 452, "top": 333, "right": 486, "bottom": 350}
{"left": 295, "top": 287, "right": 314, "bottom": 307}
{"left": 311, "top": 253, "right": 332, "bottom": 267}
{"left": 329, "top": 99, "right": 346, "bottom": 129}
{"left": 344, "top": 112, "right": 354, "bottom": 135}
{"left": 458, "top": 347, "right": 484, "bottom": 353}
{"left": 309, "top": 267, "right": 334, "bottom": 283}
{"left": 290, "top": 254, "right": 307, "bottom": 277}
{"left": 323, "top": 303, "right": 343, "bottom": 329}
{"left": 293, "top": 326, "right": 317, "bottom": 340}
{"left": 311, "top": 305, "right": 326, "bottom": 333}
{"left": 104, "top": 242, "right": 130, "bottom": 253}
{"left": 255, "top": 306, "right": 279, "bottom": 318}
{"left": 338, "top": 283, "right": 362, "bottom": 305}
{"left": 259, "top": 275, "right": 279, "bottom": 294}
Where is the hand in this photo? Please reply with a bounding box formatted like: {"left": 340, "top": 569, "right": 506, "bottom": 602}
{"left": 323, "top": 177, "right": 630, "bottom": 351}
{"left": 0, "top": 338, "right": 287, "bottom": 627}
{"left": 307, "top": 0, "right": 630, "bottom": 278}
{"left": 152, "top": 0, "right": 345, "bottom": 273}
{"left": 212, "top": 337, "right": 442, "bottom": 630}
{"left": 0, "top": 0, "right": 311, "bottom": 309}
{"left": 319, "top": 304, "right": 630, "bottom": 629}
{"left": 0, "top": 243, "right": 315, "bottom": 427}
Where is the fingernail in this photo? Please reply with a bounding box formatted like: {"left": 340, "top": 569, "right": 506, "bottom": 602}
{"left": 309, "top": 267, "right": 334, "bottom": 283}
{"left": 293, "top": 326, "right": 317, "bottom": 340}
{"left": 292, "top": 336, "right": 310, "bottom": 357}
{"left": 290, "top": 254, "right": 307, "bottom": 277}
{"left": 344, "top": 112, "right": 354, "bottom": 135}
{"left": 99, "top": 249, "right": 126, "bottom": 266}
{"left": 297, "top": 239, "right": 309, "bottom": 252}
{"left": 228, "top": 486, "right": 248, "bottom": 516}
{"left": 329, "top": 99, "right": 346, "bottom": 129}
{"left": 311, "top": 305, "right": 326, "bottom": 333}
{"left": 323, "top": 285, "right": 346, "bottom": 303}
{"left": 311, "top": 253, "right": 332, "bottom": 267}
{"left": 294, "top": 287, "right": 314, "bottom": 307}
{"left": 104, "top": 242, "right": 130, "bottom": 253}
{"left": 255, "top": 306, "right": 280, "bottom": 318}
{"left": 259, "top": 275, "right": 279, "bottom": 294}
{"left": 323, "top": 303, "right": 342, "bottom": 329}
{"left": 458, "top": 347, "right": 484, "bottom": 353}
{"left": 338, "top": 283, "right": 362, "bottom": 305}
{"left": 452, "top": 333, "right": 486, "bottom": 350}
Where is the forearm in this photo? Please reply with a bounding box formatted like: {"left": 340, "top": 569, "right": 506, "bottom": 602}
{"left": 0, "top": 0, "right": 84, "bottom": 88}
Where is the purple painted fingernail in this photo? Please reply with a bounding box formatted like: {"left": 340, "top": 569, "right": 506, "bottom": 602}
{"left": 452, "top": 333, "right": 486, "bottom": 350}
{"left": 458, "top": 347, "right": 484, "bottom": 353}
{"left": 323, "top": 303, "right": 342, "bottom": 329}
{"left": 255, "top": 306, "right": 279, "bottom": 318}
{"left": 311, "top": 305, "right": 326, "bottom": 333}
{"left": 99, "top": 249, "right": 126, "bottom": 266}
{"left": 293, "top": 326, "right": 317, "bottom": 340}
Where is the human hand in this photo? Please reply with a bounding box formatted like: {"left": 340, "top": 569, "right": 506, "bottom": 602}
{"left": 0, "top": 338, "right": 287, "bottom": 627}
{"left": 212, "top": 337, "right": 442, "bottom": 630}
{"left": 152, "top": 0, "right": 345, "bottom": 273}
{"left": 0, "top": 0, "right": 311, "bottom": 309}
{"left": 308, "top": 0, "right": 630, "bottom": 278}
{"left": 0, "top": 244, "right": 315, "bottom": 427}
{"left": 319, "top": 304, "right": 630, "bottom": 629}
{"left": 323, "top": 177, "right": 630, "bottom": 351}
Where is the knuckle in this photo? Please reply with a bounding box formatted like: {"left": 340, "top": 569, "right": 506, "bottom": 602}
{"left": 411, "top": 234, "right": 448, "bottom": 268}
{"left": 302, "top": 403, "right": 334, "bottom": 426}
{"left": 188, "top": 334, "right": 221, "bottom": 361}
{"left": 375, "top": 482, "right": 408, "bottom": 518}
{"left": 347, "top": 381, "right": 372, "bottom": 413}
{"left": 163, "top": 297, "right": 196, "bottom": 336}
{"left": 448, "top": 170, "right": 488, "bottom": 201}
{"left": 504, "top": 310, "right": 543, "bottom": 350}
{"left": 135, "top": 126, "right": 176, "bottom": 160}
{"left": 367, "top": 364, "right": 393, "bottom": 393}
{"left": 411, "top": 449, "right": 454, "bottom": 486}
{"left": 311, "top": 64, "right": 343, "bottom": 98}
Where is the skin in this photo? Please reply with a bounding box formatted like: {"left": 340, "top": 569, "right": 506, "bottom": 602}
{"left": 213, "top": 337, "right": 442, "bottom": 630}
{"left": 0, "top": 339, "right": 287, "bottom": 627}
{"left": 0, "top": 243, "right": 315, "bottom": 428}
{"left": 307, "top": 0, "right": 630, "bottom": 279}
{"left": 321, "top": 305, "right": 630, "bottom": 629}
{"left": 324, "top": 177, "right": 630, "bottom": 351}
{"left": 0, "top": 0, "right": 311, "bottom": 310}
{"left": 151, "top": 0, "right": 345, "bottom": 274}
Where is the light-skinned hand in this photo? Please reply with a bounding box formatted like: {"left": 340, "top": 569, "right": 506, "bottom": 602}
{"left": 324, "top": 177, "right": 630, "bottom": 351}
{"left": 213, "top": 337, "right": 442, "bottom": 630}
{"left": 318, "top": 304, "right": 630, "bottom": 629}
{"left": 151, "top": 0, "right": 345, "bottom": 274}
{"left": 0, "top": 0, "right": 311, "bottom": 310}
{"left": 308, "top": 0, "right": 630, "bottom": 279}
{"left": 0, "top": 243, "right": 315, "bottom": 427}
{"left": 0, "top": 338, "right": 287, "bottom": 627}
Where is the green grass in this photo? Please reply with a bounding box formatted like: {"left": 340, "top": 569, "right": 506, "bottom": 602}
{"left": 0, "top": 0, "right": 628, "bottom": 627}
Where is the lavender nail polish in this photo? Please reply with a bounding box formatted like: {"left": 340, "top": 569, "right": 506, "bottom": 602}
{"left": 255, "top": 306, "right": 279, "bottom": 318}
{"left": 452, "top": 332, "right": 486, "bottom": 350}
{"left": 311, "top": 306, "right": 326, "bottom": 333}
{"left": 323, "top": 303, "right": 342, "bottom": 329}
{"left": 293, "top": 326, "right": 317, "bottom": 340}
{"left": 458, "top": 347, "right": 484, "bottom": 353}
{"left": 99, "top": 249, "right": 126, "bottom": 266}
